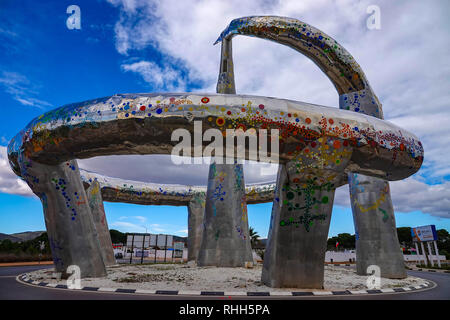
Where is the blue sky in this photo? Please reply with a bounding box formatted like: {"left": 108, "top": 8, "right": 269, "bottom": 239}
{"left": 0, "top": 0, "right": 449, "bottom": 238}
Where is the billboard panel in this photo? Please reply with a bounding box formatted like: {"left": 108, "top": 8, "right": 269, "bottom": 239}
{"left": 126, "top": 234, "right": 151, "bottom": 247}
{"left": 174, "top": 242, "right": 184, "bottom": 251}
{"left": 127, "top": 234, "right": 174, "bottom": 248}
{"left": 156, "top": 235, "right": 173, "bottom": 248}
{"left": 150, "top": 234, "right": 157, "bottom": 246}
{"left": 411, "top": 225, "right": 438, "bottom": 242}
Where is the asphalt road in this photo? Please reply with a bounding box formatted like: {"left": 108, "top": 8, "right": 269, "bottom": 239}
{"left": 0, "top": 265, "right": 448, "bottom": 300}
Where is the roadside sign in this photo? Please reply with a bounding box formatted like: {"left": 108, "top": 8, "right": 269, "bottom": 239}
{"left": 411, "top": 225, "right": 438, "bottom": 242}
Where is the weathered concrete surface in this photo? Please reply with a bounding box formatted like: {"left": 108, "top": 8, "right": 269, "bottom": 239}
{"left": 349, "top": 174, "right": 407, "bottom": 278}
{"left": 337, "top": 49, "right": 406, "bottom": 279}
{"left": 262, "top": 164, "right": 335, "bottom": 288}
{"left": 187, "top": 193, "right": 206, "bottom": 261}
{"left": 216, "top": 38, "right": 236, "bottom": 94}
{"left": 197, "top": 162, "right": 253, "bottom": 267}
{"left": 18, "top": 157, "right": 106, "bottom": 278}
{"left": 197, "top": 38, "right": 253, "bottom": 267}
{"left": 86, "top": 180, "right": 116, "bottom": 266}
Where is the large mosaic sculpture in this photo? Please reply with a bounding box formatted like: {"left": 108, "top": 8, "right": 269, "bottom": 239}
{"left": 7, "top": 16, "right": 423, "bottom": 287}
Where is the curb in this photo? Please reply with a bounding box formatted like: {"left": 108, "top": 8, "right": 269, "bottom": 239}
{"left": 16, "top": 273, "right": 436, "bottom": 297}
{"left": 408, "top": 267, "right": 450, "bottom": 274}
{"left": 0, "top": 261, "right": 54, "bottom": 267}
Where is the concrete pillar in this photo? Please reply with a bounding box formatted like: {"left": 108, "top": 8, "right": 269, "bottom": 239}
{"left": 261, "top": 164, "right": 335, "bottom": 288}
{"left": 350, "top": 173, "right": 407, "bottom": 278}
{"left": 340, "top": 90, "right": 407, "bottom": 279}
{"left": 197, "top": 162, "right": 253, "bottom": 266}
{"left": 187, "top": 192, "right": 206, "bottom": 261}
{"left": 197, "top": 38, "right": 253, "bottom": 266}
{"left": 86, "top": 180, "right": 116, "bottom": 266}
{"left": 216, "top": 38, "right": 236, "bottom": 94}
{"left": 420, "top": 242, "right": 428, "bottom": 266}
{"left": 19, "top": 156, "right": 106, "bottom": 278}
{"left": 427, "top": 241, "right": 434, "bottom": 267}
{"left": 414, "top": 242, "right": 422, "bottom": 264}
{"left": 433, "top": 241, "right": 441, "bottom": 267}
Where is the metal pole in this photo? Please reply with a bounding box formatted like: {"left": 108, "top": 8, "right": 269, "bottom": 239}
{"left": 140, "top": 234, "right": 145, "bottom": 264}
{"left": 154, "top": 234, "right": 158, "bottom": 264}
{"left": 420, "top": 242, "right": 428, "bottom": 266}
{"left": 130, "top": 234, "right": 134, "bottom": 264}
{"left": 433, "top": 241, "right": 441, "bottom": 267}
{"left": 427, "top": 241, "right": 434, "bottom": 267}
{"left": 164, "top": 235, "right": 168, "bottom": 263}
{"left": 414, "top": 242, "right": 420, "bottom": 265}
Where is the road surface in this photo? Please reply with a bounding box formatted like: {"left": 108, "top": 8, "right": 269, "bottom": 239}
{"left": 0, "top": 265, "right": 448, "bottom": 300}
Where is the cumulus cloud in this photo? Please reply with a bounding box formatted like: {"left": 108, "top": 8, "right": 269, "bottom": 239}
{"left": 121, "top": 60, "right": 187, "bottom": 91}
{"left": 110, "top": 221, "right": 146, "bottom": 232}
{"left": 0, "top": 71, "right": 52, "bottom": 109}
{"left": 78, "top": 155, "right": 277, "bottom": 185}
{"left": 334, "top": 178, "right": 450, "bottom": 219}
{"left": 0, "top": 146, "right": 34, "bottom": 197}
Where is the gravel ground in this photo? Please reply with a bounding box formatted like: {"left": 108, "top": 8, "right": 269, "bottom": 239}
{"left": 24, "top": 263, "right": 425, "bottom": 292}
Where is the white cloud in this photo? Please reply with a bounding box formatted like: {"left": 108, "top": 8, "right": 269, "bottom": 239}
{"left": 334, "top": 177, "right": 450, "bottom": 219}
{"left": 133, "top": 215, "right": 147, "bottom": 223}
{"left": 121, "top": 60, "right": 187, "bottom": 91}
{"left": 110, "top": 221, "right": 146, "bottom": 232}
{"left": 0, "top": 146, "right": 34, "bottom": 197}
{"left": 0, "top": 71, "right": 52, "bottom": 109}
{"left": 78, "top": 155, "right": 277, "bottom": 185}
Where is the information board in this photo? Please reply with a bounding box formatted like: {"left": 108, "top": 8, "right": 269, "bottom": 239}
{"left": 411, "top": 225, "right": 438, "bottom": 242}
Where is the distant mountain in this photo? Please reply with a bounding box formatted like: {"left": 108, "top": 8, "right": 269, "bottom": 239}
{"left": 0, "top": 233, "right": 22, "bottom": 243}
{"left": 11, "top": 231, "right": 45, "bottom": 242}
{"left": 0, "top": 231, "right": 45, "bottom": 243}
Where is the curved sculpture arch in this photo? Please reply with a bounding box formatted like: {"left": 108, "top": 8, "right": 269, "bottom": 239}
{"left": 8, "top": 93, "right": 421, "bottom": 180}
{"left": 80, "top": 169, "right": 276, "bottom": 206}
{"left": 215, "top": 15, "right": 382, "bottom": 117}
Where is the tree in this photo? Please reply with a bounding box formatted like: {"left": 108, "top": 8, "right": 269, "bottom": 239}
{"left": 110, "top": 229, "right": 126, "bottom": 244}
{"left": 327, "top": 233, "right": 355, "bottom": 250}
{"left": 396, "top": 227, "right": 412, "bottom": 247}
{"left": 248, "top": 227, "right": 260, "bottom": 248}
{"left": 437, "top": 229, "right": 450, "bottom": 259}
